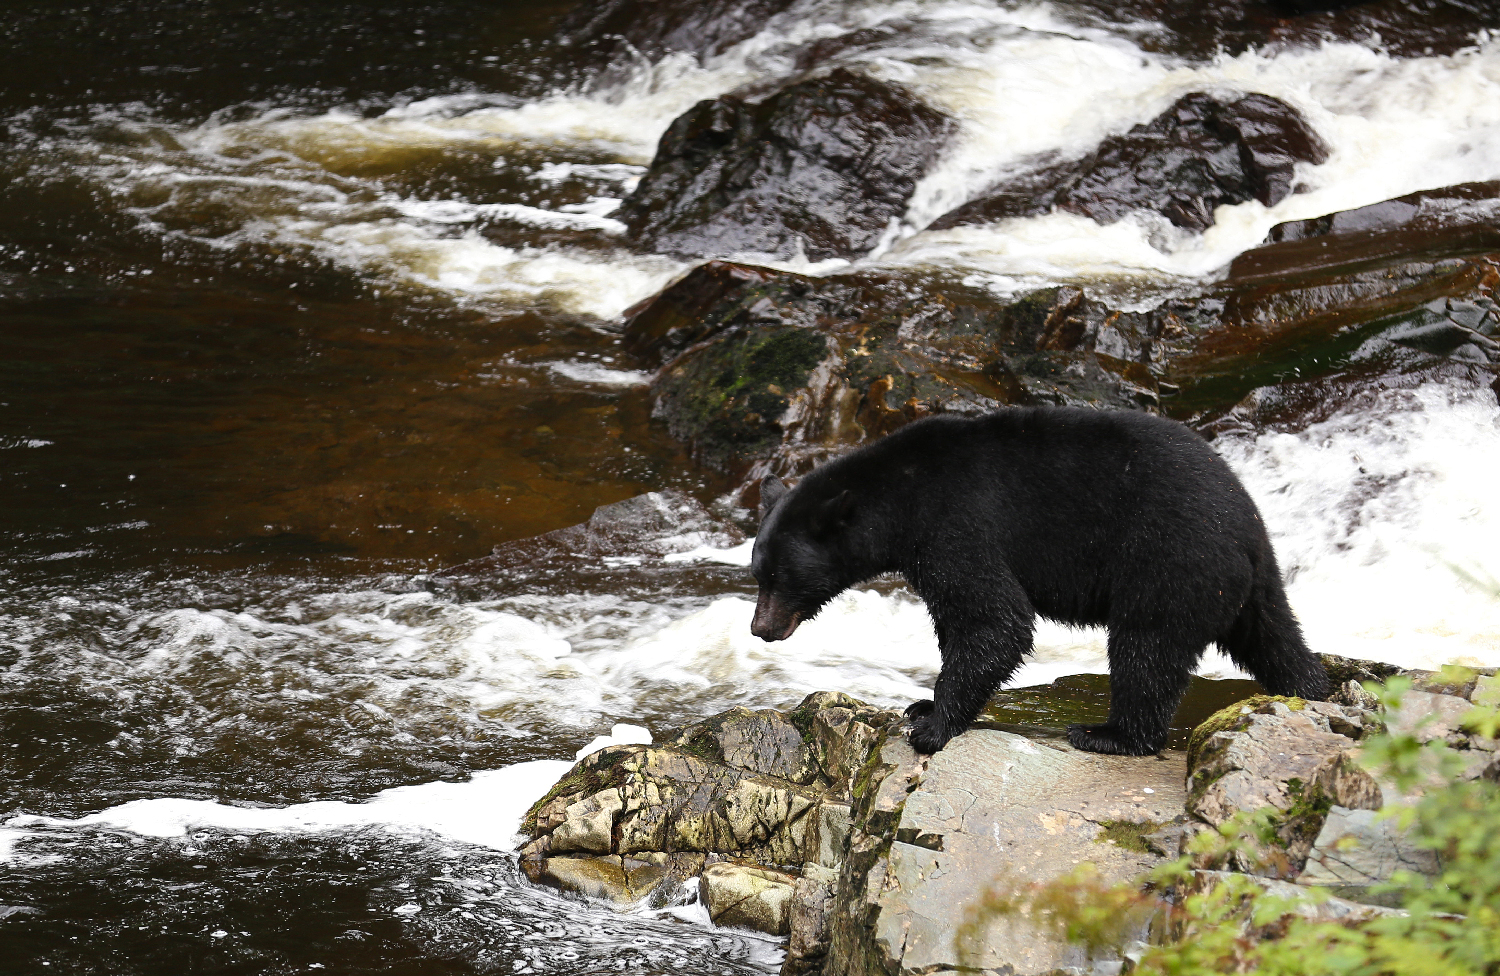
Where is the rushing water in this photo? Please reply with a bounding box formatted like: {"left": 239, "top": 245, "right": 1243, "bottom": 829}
{"left": 5, "top": 1, "right": 1500, "bottom": 972}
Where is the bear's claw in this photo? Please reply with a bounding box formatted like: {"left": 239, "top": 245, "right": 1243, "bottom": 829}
{"left": 1066, "top": 723, "right": 1159, "bottom": 756}
{"left": 904, "top": 699, "right": 935, "bottom": 720}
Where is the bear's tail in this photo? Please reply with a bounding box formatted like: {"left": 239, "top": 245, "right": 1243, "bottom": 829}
{"left": 1221, "top": 550, "right": 1329, "bottom": 701}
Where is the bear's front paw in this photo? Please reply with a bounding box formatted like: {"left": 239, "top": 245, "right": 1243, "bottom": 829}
{"left": 906, "top": 717, "right": 950, "bottom": 755}
{"left": 1066, "top": 723, "right": 1158, "bottom": 756}
{"left": 904, "top": 699, "right": 935, "bottom": 721}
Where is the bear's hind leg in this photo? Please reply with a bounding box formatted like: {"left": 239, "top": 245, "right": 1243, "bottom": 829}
{"left": 1067, "top": 629, "right": 1200, "bottom": 756}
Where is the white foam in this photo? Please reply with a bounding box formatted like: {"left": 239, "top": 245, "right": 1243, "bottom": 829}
{"left": 662, "top": 540, "right": 754, "bottom": 565}
{"left": 548, "top": 361, "right": 652, "bottom": 386}
{"left": 0, "top": 725, "right": 655, "bottom": 862}
{"left": 1220, "top": 379, "right": 1500, "bottom": 672}
{"left": 36, "top": 7, "right": 1500, "bottom": 316}
{"left": 574, "top": 723, "right": 653, "bottom": 761}
{"left": 884, "top": 31, "right": 1500, "bottom": 282}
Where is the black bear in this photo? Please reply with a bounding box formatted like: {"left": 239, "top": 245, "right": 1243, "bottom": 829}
{"left": 749, "top": 406, "right": 1328, "bottom": 756}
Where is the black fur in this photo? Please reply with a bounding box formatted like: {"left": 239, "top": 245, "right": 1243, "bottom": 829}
{"left": 750, "top": 407, "right": 1328, "bottom": 756}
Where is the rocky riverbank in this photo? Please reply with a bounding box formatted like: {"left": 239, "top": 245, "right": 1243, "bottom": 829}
{"left": 616, "top": 179, "right": 1500, "bottom": 501}
{"left": 517, "top": 659, "right": 1499, "bottom": 975}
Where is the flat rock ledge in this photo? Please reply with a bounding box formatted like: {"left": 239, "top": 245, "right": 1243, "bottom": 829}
{"left": 519, "top": 662, "right": 1499, "bottom": 975}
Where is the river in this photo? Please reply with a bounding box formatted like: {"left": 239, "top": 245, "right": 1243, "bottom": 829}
{"left": 3, "top": 1, "right": 1500, "bottom": 972}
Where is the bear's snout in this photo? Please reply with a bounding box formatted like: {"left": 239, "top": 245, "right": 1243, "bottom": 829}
{"left": 751, "top": 590, "right": 801, "bottom": 641}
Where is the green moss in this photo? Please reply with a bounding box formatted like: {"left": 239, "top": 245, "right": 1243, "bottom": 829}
{"left": 850, "top": 731, "right": 891, "bottom": 805}
{"left": 1095, "top": 819, "right": 1165, "bottom": 855}
{"left": 657, "top": 325, "right": 829, "bottom": 472}
{"left": 679, "top": 730, "right": 723, "bottom": 763}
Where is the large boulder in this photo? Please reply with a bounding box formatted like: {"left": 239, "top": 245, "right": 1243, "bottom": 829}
{"left": 1183, "top": 696, "right": 1374, "bottom": 874}
{"left": 619, "top": 68, "right": 956, "bottom": 261}
{"left": 931, "top": 91, "right": 1327, "bottom": 233}
{"left": 825, "top": 730, "right": 1186, "bottom": 976}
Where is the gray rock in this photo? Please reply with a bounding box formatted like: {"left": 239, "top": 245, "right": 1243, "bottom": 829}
{"left": 1184, "top": 870, "right": 1406, "bottom": 924}
{"left": 785, "top": 864, "right": 839, "bottom": 975}
{"left": 807, "top": 799, "right": 852, "bottom": 870}
{"left": 1471, "top": 674, "right": 1500, "bottom": 708}
{"left": 521, "top": 693, "right": 901, "bottom": 906}
{"left": 1307, "top": 750, "right": 1383, "bottom": 811}
{"left": 1386, "top": 689, "right": 1474, "bottom": 743}
{"left": 1298, "top": 806, "right": 1440, "bottom": 897}
{"left": 673, "top": 706, "right": 822, "bottom": 785}
{"left": 827, "top": 730, "right": 1184, "bottom": 976}
{"left": 1187, "top": 700, "right": 1358, "bottom": 828}
{"left": 701, "top": 863, "right": 798, "bottom": 935}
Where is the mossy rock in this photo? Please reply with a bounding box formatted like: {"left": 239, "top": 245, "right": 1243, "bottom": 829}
{"left": 653, "top": 324, "right": 829, "bottom": 473}
{"left": 1095, "top": 819, "right": 1166, "bottom": 855}
{"left": 521, "top": 745, "right": 639, "bottom": 835}
{"left": 1185, "top": 695, "right": 1306, "bottom": 772}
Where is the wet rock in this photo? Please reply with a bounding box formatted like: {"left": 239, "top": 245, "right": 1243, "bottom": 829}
{"left": 1062, "top": 0, "right": 1500, "bottom": 60}
{"left": 627, "top": 265, "right": 1151, "bottom": 482}
{"left": 520, "top": 693, "right": 902, "bottom": 906}
{"left": 701, "top": 863, "right": 798, "bottom": 934}
{"left": 619, "top": 68, "right": 956, "bottom": 261}
{"left": 932, "top": 91, "right": 1327, "bottom": 233}
{"left": 525, "top": 853, "right": 704, "bottom": 905}
{"left": 826, "top": 730, "right": 1184, "bottom": 976}
{"left": 1157, "top": 250, "right": 1500, "bottom": 426}
{"left": 621, "top": 260, "right": 786, "bottom": 367}
{"left": 443, "top": 488, "right": 743, "bottom": 575}
{"left": 625, "top": 186, "right": 1500, "bottom": 490}
{"left": 1266, "top": 181, "right": 1500, "bottom": 244}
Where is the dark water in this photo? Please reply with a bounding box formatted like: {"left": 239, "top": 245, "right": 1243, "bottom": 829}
{"left": 0, "top": 3, "right": 764, "bottom": 972}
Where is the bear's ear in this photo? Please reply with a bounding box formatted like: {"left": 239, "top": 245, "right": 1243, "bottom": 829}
{"left": 811, "top": 489, "right": 854, "bottom": 535}
{"left": 758, "top": 475, "right": 789, "bottom": 522}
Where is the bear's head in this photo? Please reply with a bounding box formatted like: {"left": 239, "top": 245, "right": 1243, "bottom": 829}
{"left": 749, "top": 473, "right": 855, "bottom": 642}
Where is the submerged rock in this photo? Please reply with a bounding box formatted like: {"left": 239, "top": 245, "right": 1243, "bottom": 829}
{"left": 441, "top": 488, "right": 743, "bottom": 576}
{"left": 619, "top": 68, "right": 955, "bottom": 261}
{"left": 932, "top": 91, "right": 1327, "bottom": 233}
